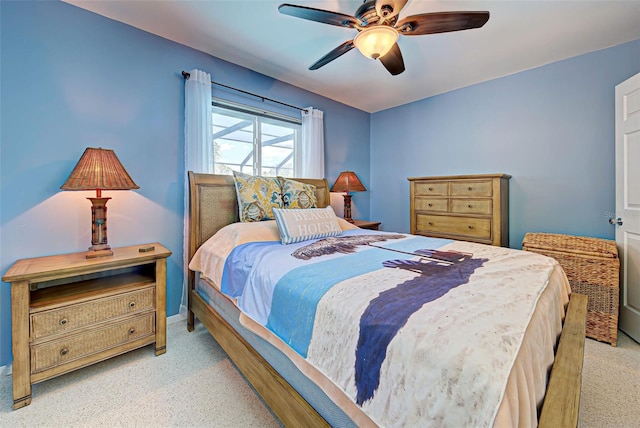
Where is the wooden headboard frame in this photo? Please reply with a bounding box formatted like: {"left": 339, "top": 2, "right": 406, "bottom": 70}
{"left": 187, "top": 171, "right": 331, "bottom": 264}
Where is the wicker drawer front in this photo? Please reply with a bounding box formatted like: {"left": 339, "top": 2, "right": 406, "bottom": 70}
{"left": 416, "top": 214, "right": 491, "bottom": 240}
{"left": 450, "top": 180, "right": 492, "bottom": 197}
{"left": 415, "top": 197, "right": 448, "bottom": 212}
{"left": 450, "top": 199, "right": 492, "bottom": 215}
{"left": 31, "top": 286, "right": 155, "bottom": 340}
{"left": 31, "top": 312, "right": 155, "bottom": 373}
{"left": 414, "top": 181, "right": 448, "bottom": 196}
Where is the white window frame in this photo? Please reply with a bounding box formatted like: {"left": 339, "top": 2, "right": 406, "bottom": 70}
{"left": 211, "top": 98, "right": 302, "bottom": 177}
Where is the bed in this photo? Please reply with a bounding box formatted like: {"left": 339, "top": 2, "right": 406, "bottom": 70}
{"left": 186, "top": 171, "right": 588, "bottom": 428}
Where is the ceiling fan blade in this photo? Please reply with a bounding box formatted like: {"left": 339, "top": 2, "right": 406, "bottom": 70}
{"left": 396, "top": 11, "right": 489, "bottom": 36}
{"left": 309, "top": 40, "right": 355, "bottom": 70}
{"left": 278, "top": 3, "right": 360, "bottom": 28}
{"left": 379, "top": 43, "right": 405, "bottom": 75}
{"left": 375, "top": 0, "right": 408, "bottom": 21}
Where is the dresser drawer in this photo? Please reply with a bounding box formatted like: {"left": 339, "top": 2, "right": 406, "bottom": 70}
{"left": 413, "top": 181, "right": 448, "bottom": 196}
{"left": 450, "top": 180, "right": 492, "bottom": 197}
{"left": 416, "top": 214, "right": 491, "bottom": 240}
{"left": 415, "top": 197, "right": 448, "bottom": 212}
{"left": 31, "top": 312, "right": 155, "bottom": 373}
{"left": 31, "top": 286, "right": 155, "bottom": 340}
{"left": 450, "top": 199, "right": 492, "bottom": 215}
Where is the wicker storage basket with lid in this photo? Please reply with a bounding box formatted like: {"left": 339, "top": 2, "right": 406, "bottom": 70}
{"left": 522, "top": 232, "right": 619, "bottom": 346}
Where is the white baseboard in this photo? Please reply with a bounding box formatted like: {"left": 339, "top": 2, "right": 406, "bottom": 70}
{"left": 167, "top": 313, "right": 186, "bottom": 325}
{"left": 1, "top": 364, "right": 11, "bottom": 376}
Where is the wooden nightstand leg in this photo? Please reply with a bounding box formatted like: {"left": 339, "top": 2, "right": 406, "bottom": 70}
{"left": 187, "top": 271, "right": 195, "bottom": 332}
{"left": 155, "top": 259, "right": 167, "bottom": 356}
{"left": 11, "top": 280, "right": 32, "bottom": 409}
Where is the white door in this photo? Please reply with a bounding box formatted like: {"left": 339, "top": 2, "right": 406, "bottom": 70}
{"left": 615, "top": 72, "right": 640, "bottom": 343}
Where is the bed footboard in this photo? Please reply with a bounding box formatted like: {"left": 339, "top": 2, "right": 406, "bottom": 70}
{"left": 539, "top": 292, "right": 588, "bottom": 428}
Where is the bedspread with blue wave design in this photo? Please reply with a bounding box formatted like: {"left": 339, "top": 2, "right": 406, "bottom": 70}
{"left": 219, "top": 229, "right": 559, "bottom": 427}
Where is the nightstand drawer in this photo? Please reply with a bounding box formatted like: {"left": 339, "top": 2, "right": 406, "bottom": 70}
{"left": 450, "top": 180, "right": 492, "bottom": 197}
{"left": 416, "top": 214, "right": 491, "bottom": 240}
{"left": 31, "top": 286, "right": 155, "bottom": 340}
{"left": 450, "top": 199, "right": 492, "bottom": 215}
{"left": 415, "top": 197, "right": 448, "bottom": 212}
{"left": 31, "top": 312, "right": 155, "bottom": 373}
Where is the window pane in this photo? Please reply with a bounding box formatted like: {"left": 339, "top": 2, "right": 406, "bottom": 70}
{"left": 212, "top": 108, "right": 255, "bottom": 174}
{"left": 260, "top": 118, "right": 296, "bottom": 177}
{"left": 212, "top": 103, "right": 300, "bottom": 177}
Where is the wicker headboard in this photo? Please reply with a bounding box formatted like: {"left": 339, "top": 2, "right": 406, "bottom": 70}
{"left": 187, "top": 171, "right": 331, "bottom": 263}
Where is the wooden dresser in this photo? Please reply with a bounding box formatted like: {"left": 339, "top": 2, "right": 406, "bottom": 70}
{"left": 2, "top": 243, "right": 171, "bottom": 409}
{"left": 408, "top": 174, "right": 511, "bottom": 247}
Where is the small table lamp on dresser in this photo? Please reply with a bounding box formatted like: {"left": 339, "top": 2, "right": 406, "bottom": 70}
{"left": 60, "top": 147, "right": 139, "bottom": 258}
{"left": 331, "top": 171, "right": 366, "bottom": 223}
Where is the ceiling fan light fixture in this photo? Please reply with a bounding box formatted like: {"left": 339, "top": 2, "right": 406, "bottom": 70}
{"left": 353, "top": 26, "right": 398, "bottom": 60}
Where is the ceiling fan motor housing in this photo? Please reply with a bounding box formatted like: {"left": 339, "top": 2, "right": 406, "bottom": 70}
{"left": 355, "top": 1, "right": 398, "bottom": 27}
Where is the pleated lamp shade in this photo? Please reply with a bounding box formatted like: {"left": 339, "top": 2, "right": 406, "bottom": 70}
{"left": 61, "top": 147, "right": 139, "bottom": 191}
{"left": 330, "top": 171, "right": 366, "bottom": 193}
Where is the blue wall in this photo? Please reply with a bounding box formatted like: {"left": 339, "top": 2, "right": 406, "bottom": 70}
{"left": 370, "top": 39, "right": 640, "bottom": 248}
{"left": 0, "top": 0, "right": 370, "bottom": 365}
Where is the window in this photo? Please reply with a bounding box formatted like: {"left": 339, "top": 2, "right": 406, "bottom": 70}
{"left": 212, "top": 100, "right": 301, "bottom": 177}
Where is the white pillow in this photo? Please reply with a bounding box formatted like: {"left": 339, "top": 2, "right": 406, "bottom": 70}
{"left": 272, "top": 206, "right": 343, "bottom": 245}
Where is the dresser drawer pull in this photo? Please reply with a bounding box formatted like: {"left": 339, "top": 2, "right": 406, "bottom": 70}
{"left": 428, "top": 222, "right": 434, "bottom": 226}
{"left": 60, "top": 318, "right": 68, "bottom": 326}
{"left": 60, "top": 348, "right": 68, "bottom": 356}
{"left": 468, "top": 204, "right": 473, "bottom": 208}
{"left": 129, "top": 328, "right": 135, "bottom": 335}
{"left": 468, "top": 225, "right": 474, "bottom": 229}
{"left": 428, "top": 203, "right": 433, "bottom": 207}
{"left": 468, "top": 186, "right": 473, "bottom": 191}
{"left": 428, "top": 187, "right": 433, "bottom": 191}
{"left": 129, "top": 301, "right": 136, "bottom": 309}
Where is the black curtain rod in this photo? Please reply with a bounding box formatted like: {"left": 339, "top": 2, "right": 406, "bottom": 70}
{"left": 181, "top": 71, "right": 307, "bottom": 112}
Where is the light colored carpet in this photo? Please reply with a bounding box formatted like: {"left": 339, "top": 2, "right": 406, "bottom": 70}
{"left": 0, "top": 320, "right": 280, "bottom": 428}
{"left": 0, "top": 320, "right": 637, "bottom": 427}
{"left": 578, "top": 331, "right": 639, "bottom": 427}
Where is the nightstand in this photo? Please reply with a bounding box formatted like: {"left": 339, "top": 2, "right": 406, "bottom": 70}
{"left": 2, "top": 243, "right": 171, "bottom": 410}
{"left": 353, "top": 220, "right": 381, "bottom": 230}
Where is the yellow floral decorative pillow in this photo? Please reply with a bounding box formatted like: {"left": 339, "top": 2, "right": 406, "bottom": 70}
{"left": 233, "top": 171, "right": 283, "bottom": 222}
{"left": 278, "top": 177, "right": 318, "bottom": 209}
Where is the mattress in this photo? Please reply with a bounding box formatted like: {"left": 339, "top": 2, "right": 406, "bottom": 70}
{"left": 190, "top": 221, "right": 571, "bottom": 427}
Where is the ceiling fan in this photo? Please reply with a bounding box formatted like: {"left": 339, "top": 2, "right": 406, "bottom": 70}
{"left": 278, "top": 0, "right": 489, "bottom": 76}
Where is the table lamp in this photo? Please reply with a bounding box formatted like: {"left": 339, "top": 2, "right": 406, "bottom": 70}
{"left": 60, "top": 147, "right": 139, "bottom": 258}
{"left": 330, "top": 171, "right": 366, "bottom": 223}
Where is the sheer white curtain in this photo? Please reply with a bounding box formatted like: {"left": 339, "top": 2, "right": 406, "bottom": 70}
{"left": 181, "top": 69, "right": 213, "bottom": 316}
{"left": 298, "top": 107, "right": 325, "bottom": 178}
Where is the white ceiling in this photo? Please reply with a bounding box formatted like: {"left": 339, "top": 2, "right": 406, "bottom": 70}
{"left": 63, "top": 0, "right": 640, "bottom": 113}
